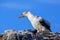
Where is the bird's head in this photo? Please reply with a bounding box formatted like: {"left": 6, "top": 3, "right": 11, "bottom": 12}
{"left": 18, "top": 11, "right": 31, "bottom": 18}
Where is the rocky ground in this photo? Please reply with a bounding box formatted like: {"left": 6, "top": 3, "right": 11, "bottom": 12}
{"left": 0, "top": 30, "right": 60, "bottom": 40}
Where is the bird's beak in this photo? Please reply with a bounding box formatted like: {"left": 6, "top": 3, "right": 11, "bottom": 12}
{"left": 18, "top": 14, "right": 25, "bottom": 18}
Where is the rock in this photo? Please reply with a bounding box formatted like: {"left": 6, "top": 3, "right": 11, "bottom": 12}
{"left": 0, "top": 30, "right": 60, "bottom": 40}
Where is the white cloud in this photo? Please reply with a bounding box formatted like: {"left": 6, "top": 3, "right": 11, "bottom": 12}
{"left": 0, "top": 3, "right": 30, "bottom": 9}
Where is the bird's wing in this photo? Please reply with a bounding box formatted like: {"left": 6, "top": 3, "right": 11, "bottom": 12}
{"left": 38, "top": 17, "right": 51, "bottom": 31}
{"left": 42, "top": 19, "right": 50, "bottom": 26}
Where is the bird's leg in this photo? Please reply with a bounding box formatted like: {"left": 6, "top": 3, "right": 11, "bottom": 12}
{"left": 37, "top": 26, "right": 44, "bottom": 33}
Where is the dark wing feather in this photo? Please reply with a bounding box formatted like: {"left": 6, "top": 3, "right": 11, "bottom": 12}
{"left": 39, "top": 19, "right": 51, "bottom": 31}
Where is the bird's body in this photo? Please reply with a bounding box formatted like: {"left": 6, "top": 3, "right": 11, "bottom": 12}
{"left": 27, "top": 14, "right": 51, "bottom": 32}
{"left": 18, "top": 12, "right": 51, "bottom": 32}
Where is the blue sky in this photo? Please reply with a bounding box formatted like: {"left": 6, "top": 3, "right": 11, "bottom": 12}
{"left": 0, "top": 0, "right": 60, "bottom": 33}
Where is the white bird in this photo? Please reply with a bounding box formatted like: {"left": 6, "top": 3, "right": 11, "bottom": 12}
{"left": 18, "top": 11, "right": 51, "bottom": 32}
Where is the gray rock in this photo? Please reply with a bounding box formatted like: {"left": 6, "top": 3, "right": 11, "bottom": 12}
{"left": 0, "top": 30, "right": 60, "bottom": 40}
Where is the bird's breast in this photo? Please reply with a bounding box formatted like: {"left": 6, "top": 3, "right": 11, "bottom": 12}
{"left": 30, "top": 18, "right": 40, "bottom": 28}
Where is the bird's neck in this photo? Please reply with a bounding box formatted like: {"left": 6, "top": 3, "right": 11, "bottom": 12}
{"left": 27, "top": 14, "right": 34, "bottom": 22}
